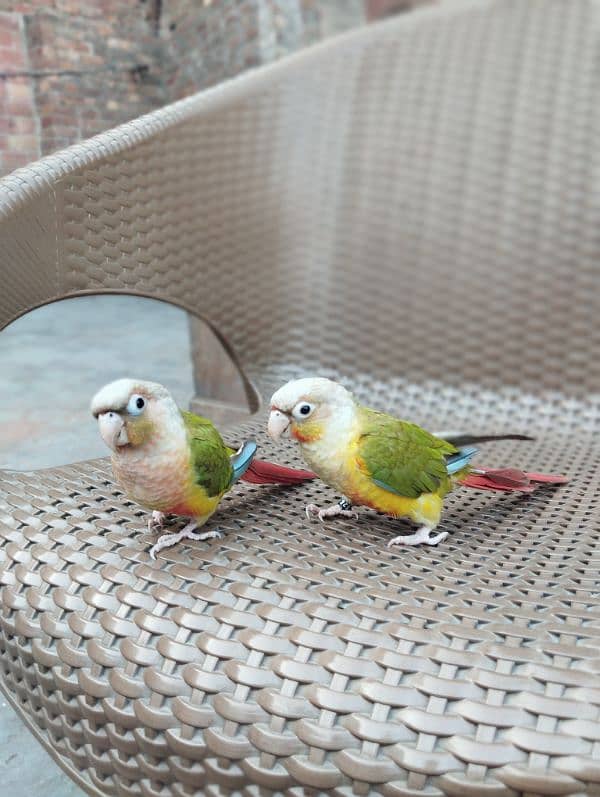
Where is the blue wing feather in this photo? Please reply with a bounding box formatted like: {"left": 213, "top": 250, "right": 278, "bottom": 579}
{"left": 445, "top": 445, "right": 478, "bottom": 474}
{"left": 230, "top": 440, "right": 257, "bottom": 483}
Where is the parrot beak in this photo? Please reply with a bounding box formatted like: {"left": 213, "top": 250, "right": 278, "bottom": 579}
{"left": 98, "top": 411, "right": 129, "bottom": 451}
{"left": 268, "top": 409, "right": 290, "bottom": 440}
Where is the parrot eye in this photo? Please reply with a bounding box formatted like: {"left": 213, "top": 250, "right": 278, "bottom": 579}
{"left": 292, "top": 401, "right": 315, "bottom": 420}
{"left": 127, "top": 394, "right": 146, "bottom": 416}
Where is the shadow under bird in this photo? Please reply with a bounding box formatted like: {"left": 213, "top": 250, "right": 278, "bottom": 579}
{"left": 268, "top": 377, "right": 568, "bottom": 547}
{"left": 91, "top": 379, "right": 313, "bottom": 559}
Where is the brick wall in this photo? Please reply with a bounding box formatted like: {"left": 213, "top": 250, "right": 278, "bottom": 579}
{"left": 0, "top": 0, "right": 433, "bottom": 176}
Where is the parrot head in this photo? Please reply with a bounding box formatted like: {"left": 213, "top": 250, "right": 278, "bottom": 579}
{"left": 268, "top": 377, "right": 355, "bottom": 444}
{"left": 91, "top": 378, "right": 179, "bottom": 453}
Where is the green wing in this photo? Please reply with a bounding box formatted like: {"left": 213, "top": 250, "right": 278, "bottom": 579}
{"left": 181, "top": 410, "right": 234, "bottom": 497}
{"left": 357, "top": 408, "right": 457, "bottom": 499}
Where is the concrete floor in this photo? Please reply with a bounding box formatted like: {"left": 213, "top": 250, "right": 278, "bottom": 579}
{"left": 1, "top": 694, "right": 84, "bottom": 797}
{"left": 0, "top": 295, "right": 196, "bottom": 795}
{"left": 0, "top": 295, "right": 196, "bottom": 471}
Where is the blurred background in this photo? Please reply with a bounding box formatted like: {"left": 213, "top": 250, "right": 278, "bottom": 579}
{"left": 0, "top": 0, "right": 438, "bottom": 176}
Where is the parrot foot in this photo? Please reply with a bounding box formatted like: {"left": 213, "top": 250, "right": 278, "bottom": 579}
{"left": 147, "top": 511, "right": 166, "bottom": 533}
{"left": 149, "top": 521, "right": 222, "bottom": 560}
{"left": 388, "top": 526, "right": 449, "bottom": 548}
{"left": 305, "top": 502, "right": 359, "bottom": 522}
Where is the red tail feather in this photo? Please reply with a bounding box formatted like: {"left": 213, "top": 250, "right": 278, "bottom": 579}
{"left": 461, "top": 467, "right": 568, "bottom": 493}
{"left": 241, "top": 459, "right": 316, "bottom": 485}
{"left": 522, "top": 472, "right": 570, "bottom": 484}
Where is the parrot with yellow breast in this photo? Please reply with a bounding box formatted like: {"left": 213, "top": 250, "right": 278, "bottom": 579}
{"left": 91, "top": 379, "right": 314, "bottom": 559}
{"left": 268, "top": 377, "right": 568, "bottom": 547}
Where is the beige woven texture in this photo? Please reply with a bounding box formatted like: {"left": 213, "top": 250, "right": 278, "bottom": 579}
{"left": 1, "top": 1, "right": 600, "bottom": 794}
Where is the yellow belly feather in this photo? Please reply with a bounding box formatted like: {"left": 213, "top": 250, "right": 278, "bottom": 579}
{"left": 344, "top": 468, "right": 444, "bottom": 526}
{"left": 300, "top": 422, "right": 446, "bottom": 528}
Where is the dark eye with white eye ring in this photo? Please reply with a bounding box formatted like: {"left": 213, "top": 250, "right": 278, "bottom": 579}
{"left": 292, "top": 401, "right": 315, "bottom": 420}
{"left": 126, "top": 394, "right": 146, "bottom": 416}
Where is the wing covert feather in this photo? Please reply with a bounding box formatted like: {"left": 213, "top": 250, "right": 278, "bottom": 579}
{"left": 356, "top": 409, "right": 456, "bottom": 499}
{"left": 181, "top": 411, "right": 233, "bottom": 497}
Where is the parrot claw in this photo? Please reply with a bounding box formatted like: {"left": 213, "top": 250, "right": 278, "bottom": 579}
{"left": 388, "top": 526, "right": 449, "bottom": 548}
{"left": 305, "top": 503, "right": 359, "bottom": 522}
{"left": 149, "top": 521, "right": 222, "bottom": 560}
{"left": 305, "top": 504, "right": 318, "bottom": 520}
{"left": 148, "top": 510, "right": 165, "bottom": 533}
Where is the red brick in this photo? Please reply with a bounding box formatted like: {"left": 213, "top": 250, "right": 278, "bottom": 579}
{"left": 0, "top": 29, "right": 19, "bottom": 48}
{"left": 6, "top": 101, "right": 35, "bottom": 116}
{"left": 0, "top": 12, "right": 21, "bottom": 34}
{"left": 40, "top": 113, "right": 73, "bottom": 128}
{"left": 40, "top": 124, "right": 78, "bottom": 138}
{"left": 3, "top": 151, "right": 36, "bottom": 171}
{"left": 0, "top": 0, "right": 387, "bottom": 174}
{"left": 6, "top": 78, "right": 33, "bottom": 103}
{"left": 5, "top": 83, "right": 34, "bottom": 117}
{"left": 0, "top": 115, "right": 35, "bottom": 134}
{"left": 6, "top": 2, "right": 55, "bottom": 12}
{"left": 0, "top": 46, "right": 25, "bottom": 68}
{"left": 5, "top": 132, "right": 38, "bottom": 150}
{"left": 0, "top": 11, "right": 27, "bottom": 72}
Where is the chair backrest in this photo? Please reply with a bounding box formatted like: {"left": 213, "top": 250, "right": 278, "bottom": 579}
{"left": 1, "top": 0, "right": 598, "bottom": 399}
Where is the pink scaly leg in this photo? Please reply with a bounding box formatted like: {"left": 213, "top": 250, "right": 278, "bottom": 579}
{"left": 149, "top": 519, "right": 221, "bottom": 560}
{"left": 388, "top": 525, "right": 448, "bottom": 547}
{"left": 147, "top": 510, "right": 165, "bottom": 533}
{"left": 306, "top": 497, "right": 358, "bottom": 522}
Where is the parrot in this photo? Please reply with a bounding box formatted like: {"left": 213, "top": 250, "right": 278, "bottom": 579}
{"left": 267, "top": 377, "right": 568, "bottom": 547}
{"left": 91, "top": 378, "right": 314, "bottom": 559}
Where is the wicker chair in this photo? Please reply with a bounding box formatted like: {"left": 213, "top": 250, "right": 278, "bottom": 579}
{"left": 1, "top": 1, "right": 599, "bottom": 794}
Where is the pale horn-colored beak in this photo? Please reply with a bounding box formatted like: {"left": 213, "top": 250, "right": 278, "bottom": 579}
{"left": 98, "top": 411, "right": 129, "bottom": 452}
{"left": 267, "top": 409, "right": 290, "bottom": 440}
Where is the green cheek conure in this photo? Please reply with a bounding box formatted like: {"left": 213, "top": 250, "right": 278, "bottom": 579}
{"left": 91, "top": 379, "right": 314, "bottom": 560}
{"left": 268, "top": 377, "right": 568, "bottom": 547}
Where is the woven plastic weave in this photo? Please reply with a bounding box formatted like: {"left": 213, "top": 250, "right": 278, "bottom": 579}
{"left": 1, "top": 1, "right": 600, "bottom": 795}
